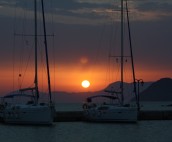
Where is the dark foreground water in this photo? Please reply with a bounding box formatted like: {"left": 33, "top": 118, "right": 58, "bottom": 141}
{"left": 0, "top": 121, "right": 172, "bottom": 142}
{"left": 1, "top": 102, "right": 172, "bottom": 142}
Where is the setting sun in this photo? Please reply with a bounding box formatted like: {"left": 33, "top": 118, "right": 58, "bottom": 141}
{"left": 81, "top": 80, "right": 90, "bottom": 88}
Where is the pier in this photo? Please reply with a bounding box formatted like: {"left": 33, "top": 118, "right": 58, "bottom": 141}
{"left": 55, "top": 111, "right": 83, "bottom": 122}
{"left": 138, "top": 110, "right": 172, "bottom": 120}
{"left": 54, "top": 110, "right": 172, "bottom": 122}
{"left": 1, "top": 110, "right": 172, "bottom": 122}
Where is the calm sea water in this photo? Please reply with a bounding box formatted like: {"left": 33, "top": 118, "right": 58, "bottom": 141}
{"left": 0, "top": 102, "right": 172, "bottom": 142}
{"left": 0, "top": 121, "right": 172, "bottom": 142}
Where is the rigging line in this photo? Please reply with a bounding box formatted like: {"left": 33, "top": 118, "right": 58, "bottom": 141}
{"left": 103, "top": 24, "right": 113, "bottom": 86}
{"left": 106, "top": 49, "right": 111, "bottom": 85}
{"left": 40, "top": 44, "right": 45, "bottom": 92}
{"left": 109, "top": 21, "right": 114, "bottom": 57}
{"left": 52, "top": 34, "right": 55, "bottom": 93}
{"left": 89, "top": 22, "right": 105, "bottom": 80}
{"left": 39, "top": 41, "right": 47, "bottom": 92}
{"left": 37, "top": 0, "right": 47, "bottom": 93}
{"left": 110, "top": 1, "right": 121, "bottom": 85}
{"left": 12, "top": 1, "right": 18, "bottom": 91}
{"left": 15, "top": 1, "right": 26, "bottom": 89}
{"left": 126, "top": 0, "right": 137, "bottom": 102}
{"left": 92, "top": 0, "right": 112, "bottom": 64}
{"left": 50, "top": 0, "right": 56, "bottom": 93}
{"left": 20, "top": 43, "right": 34, "bottom": 89}
{"left": 110, "top": 60, "right": 115, "bottom": 84}
{"left": 13, "top": 36, "right": 16, "bottom": 90}
{"left": 106, "top": 12, "right": 118, "bottom": 86}
{"left": 95, "top": 23, "right": 106, "bottom": 62}
{"left": 18, "top": 0, "right": 29, "bottom": 89}
{"left": 21, "top": 1, "right": 28, "bottom": 73}
{"left": 34, "top": 0, "right": 40, "bottom": 103}
{"left": 100, "top": 14, "right": 115, "bottom": 86}
{"left": 112, "top": 57, "right": 119, "bottom": 84}
{"left": 40, "top": 42, "right": 44, "bottom": 92}
{"left": 120, "top": 0, "right": 124, "bottom": 105}
{"left": 41, "top": 0, "right": 52, "bottom": 103}
{"left": 21, "top": 1, "right": 31, "bottom": 88}
{"left": 106, "top": 21, "right": 112, "bottom": 85}
{"left": 109, "top": 23, "right": 120, "bottom": 84}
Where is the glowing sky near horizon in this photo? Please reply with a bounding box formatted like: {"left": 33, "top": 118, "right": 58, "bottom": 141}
{"left": 0, "top": 0, "right": 172, "bottom": 94}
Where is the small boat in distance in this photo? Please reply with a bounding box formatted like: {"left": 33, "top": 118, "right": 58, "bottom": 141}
{"left": 1, "top": 0, "right": 55, "bottom": 125}
{"left": 83, "top": 0, "right": 138, "bottom": 122}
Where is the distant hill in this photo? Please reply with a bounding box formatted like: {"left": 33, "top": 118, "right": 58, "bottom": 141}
{"left": 3, "top": 78, "right": 171, "bottom": 103}
{"left": 49, "top": 81, "right": 152, "bottom": 103}
{"left": 51, "top": 91, "right": 102, "bottom": 103}
{"left": 139, "top": 78, "right": 172, "bottom": 101}
{"left": 104, "top": 81, "right": 152, "bottom": 103}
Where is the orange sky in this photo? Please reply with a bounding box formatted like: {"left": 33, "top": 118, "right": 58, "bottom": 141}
{"left": 0, "top": 64, "right": 172, "bottom": 95}
{"left": 0, "top": 1, "right": 172, "bottom": 95}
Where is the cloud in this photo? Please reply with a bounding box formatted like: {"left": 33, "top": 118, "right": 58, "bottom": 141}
{"left": 53, "top": 0, "right": 172, "bottom": 24}
{"left": 0, "top": 0, "right": 16, "bottom": 6}
{"left": 135, "top": 1, "right": 172, "bottom": 12}
{"left": 77, "top": 0, "right": 113, "bottom": 4}
{"left": 1, "top": 0, "right": 172, "bottom": 25}
{"left": 128, "top": 1, "right": 172, "bottom": 21}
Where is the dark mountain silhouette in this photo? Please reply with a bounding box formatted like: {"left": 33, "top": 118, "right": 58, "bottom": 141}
{"left": 139, "top": 78, "right": 172, "bottom": 101}
{"left": 50, "top": 81, "right": 152, "bottom": 103}
{"left": 2, "top": 81, "right": 152, "bottom": 103}
{"left": 105, "top": 81, "right": 152, "bottom": 103}
{"left": 51, "top": 91, "right": 102, "bottom": 103}
{"left": 3, "top": 78, "right": 171, "bottom": 103}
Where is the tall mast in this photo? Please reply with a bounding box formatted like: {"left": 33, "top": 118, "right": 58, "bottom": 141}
{"left": 34, "top": 0, "right": 39, "bottom": 103}
{"left": 120, "top": 0, "right": 124, "bottom": 105}
{"left": 126, "top": 0, "right": 138, "bottom": 108}
{"left": 41, "top": 0, "right": 52, "bottom": 103}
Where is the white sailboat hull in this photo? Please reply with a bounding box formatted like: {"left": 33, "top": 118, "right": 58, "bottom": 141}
{"left": 84, "top": 105, "right": 138, "bottom": 122}
{"left": 3, "top": 104, "right": 54, "bottom": 125}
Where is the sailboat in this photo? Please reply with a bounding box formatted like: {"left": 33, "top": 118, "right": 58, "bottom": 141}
{"left": 83, "top": 0, "right": 138, "bottom": 122}
{"left": 1, "top": 0, "right": 55, "bottom": 125}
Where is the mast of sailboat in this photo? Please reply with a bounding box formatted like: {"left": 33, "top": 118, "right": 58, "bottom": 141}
{"left": 34, "top": 0, "right": 39, "bottom": 104}
{"left": 126, "top": 0, "right": 138, "bottom": 110}
{"left": 120, "top": 0, "right": 124, "bottom": 105}
{"left": 41, "top": 0, "right": 52, "bottom": 103}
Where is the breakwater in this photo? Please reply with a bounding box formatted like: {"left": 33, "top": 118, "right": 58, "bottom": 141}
{"left": 55, "top": 111, "right": 83, "bottom": 122}
{"left": 54, "top": 110, "right": 172, "bottom": 122}
{"left": 1, "top": 110, "right": 172, "bottom": 122}
{"left": 139, "top": 110, "right": 172, "bottom": 120}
